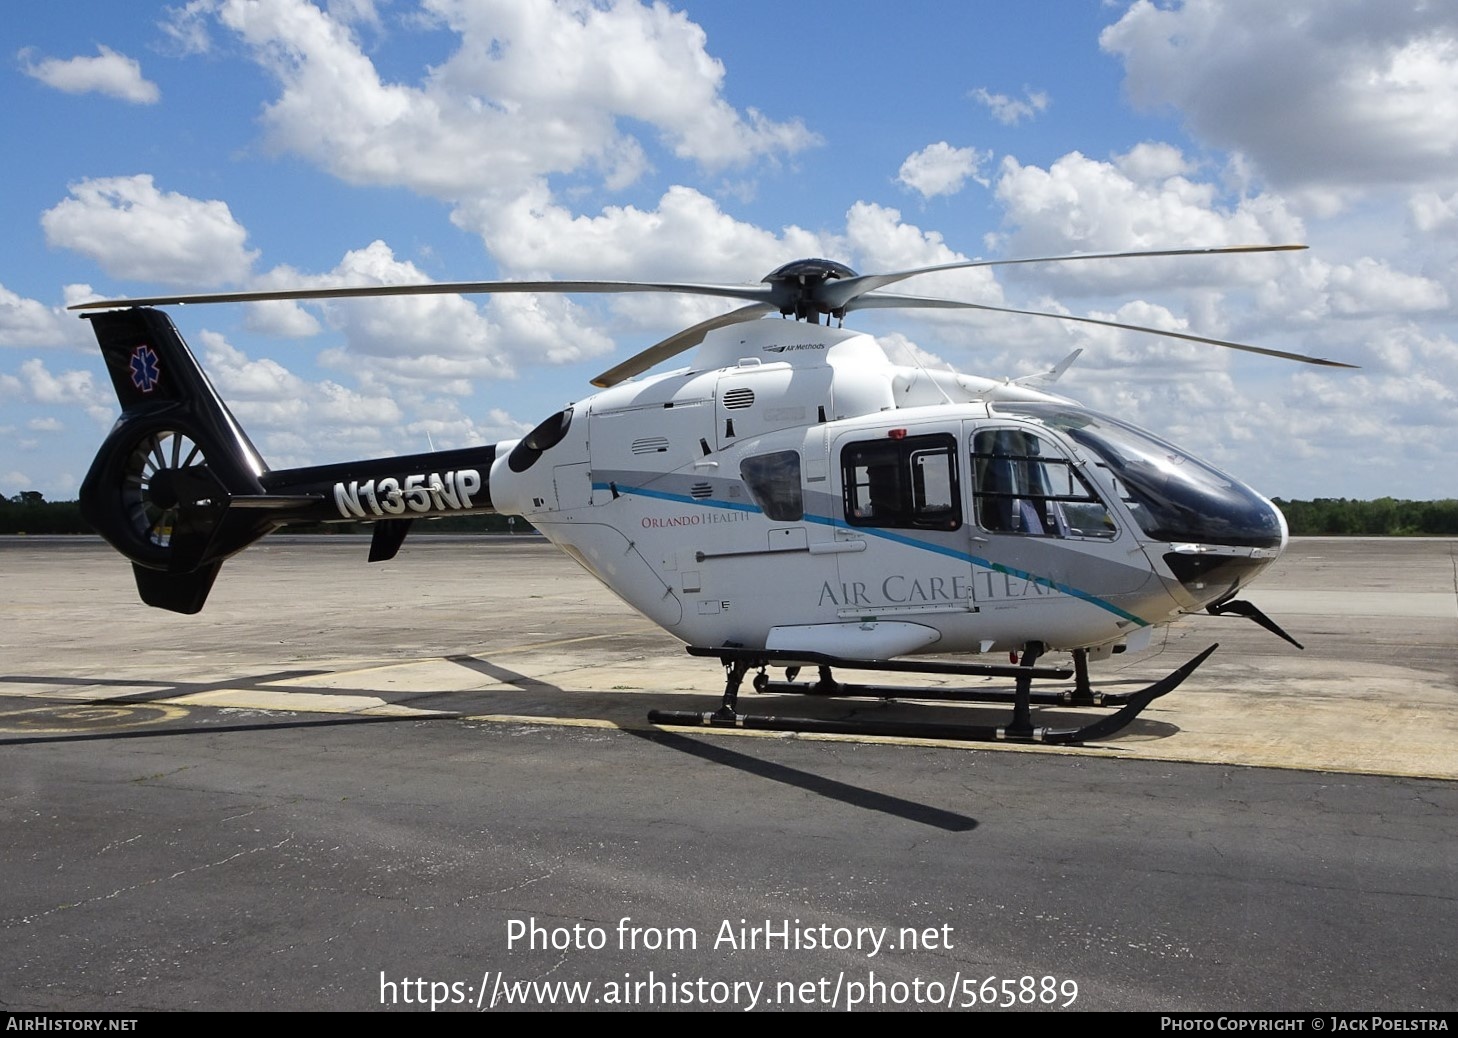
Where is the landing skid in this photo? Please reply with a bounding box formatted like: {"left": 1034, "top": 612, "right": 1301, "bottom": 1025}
{"left": 647, "top": 644, "right": 1219, "bottom": 745}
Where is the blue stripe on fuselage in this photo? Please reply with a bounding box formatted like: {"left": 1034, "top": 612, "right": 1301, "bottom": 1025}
{"left": 593, "top": 482, "right": 1150, "bottom": 626}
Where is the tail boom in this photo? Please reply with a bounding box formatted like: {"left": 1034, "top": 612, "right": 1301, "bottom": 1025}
{"left": 79, "top": 307, "right": 497, "bottom": 612}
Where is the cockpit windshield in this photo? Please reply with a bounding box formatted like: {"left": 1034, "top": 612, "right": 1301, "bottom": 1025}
{"left": 989, "top": 403, "right": 1284, "bottom": 548}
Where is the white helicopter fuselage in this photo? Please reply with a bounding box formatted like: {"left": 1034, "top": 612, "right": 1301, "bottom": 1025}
{"left": 489, "top": 320, "right": 1287, "bottom": 661}
{"left": 73, "top": 249, "right": 1328, "bottom": 740}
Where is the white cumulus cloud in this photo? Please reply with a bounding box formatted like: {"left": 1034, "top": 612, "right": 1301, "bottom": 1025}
{"left": 20, "top": 45, "right": 160, "bottom": 104}
{"left": 990, "top": 148, "right": 1309, "bottom": 297}
{"left": 465, "top": 183, "right": 822, "bottom": 281}
{"left": 1102, "top": 0, "right": 1458, "bottom": 192}
{"left": 0, "top": 285, "right": 82, "bottom": 348}
{"left": 14, "top": 359, "right": 114, "bottom": 423}
{"left": 245, "top": 240, "right": 618, "bottom": 387}
{"left": 41, "top": 175, "right": 259, "bottom": 287}
{"left": 1410, "top": 190, "right": 1458, "bottom": 234}
{"left": 897, "top": 142, "right": 990, "bottom": 199}
{"left": 213, "top": 0, "right": 816, "bottom": 203}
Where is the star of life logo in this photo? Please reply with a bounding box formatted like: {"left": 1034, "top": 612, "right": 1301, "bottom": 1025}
{"left": 129, "top": 344, "right": 161, "bottom": 393}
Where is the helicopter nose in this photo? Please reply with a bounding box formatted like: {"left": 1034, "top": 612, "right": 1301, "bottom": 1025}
{"left": 1161, "top": 546, "right": 1281, "bottom": 607}
{"left": 1158, "top": 492, "right": 1287, "bottom": 608}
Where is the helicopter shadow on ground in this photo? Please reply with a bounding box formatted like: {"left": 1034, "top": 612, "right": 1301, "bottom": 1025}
{"left": 621, "top": 726, "right": 978, "bottom": 833}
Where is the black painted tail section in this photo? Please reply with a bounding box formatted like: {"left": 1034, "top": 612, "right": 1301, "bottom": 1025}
{"left": 80, "top": 307, "right": 501, "bottom": 614}
{"left": 80, "top": 308, "right": 284, "bottom": 613}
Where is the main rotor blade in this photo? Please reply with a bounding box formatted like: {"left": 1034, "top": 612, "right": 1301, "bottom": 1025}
{"left": 67, "top": 279, "right": 777, "bottom": 311}
{"left": 818, "top": 244, "right": 1308, "bottom": 311}
{"left": 590, "top": 303, "right": 777, "bottom": 388}
{"left": 846, "top": 293, "right": 993, "bottom": 311}
{"left": 849, "top": 293, "right": 1357, "bottom": 368}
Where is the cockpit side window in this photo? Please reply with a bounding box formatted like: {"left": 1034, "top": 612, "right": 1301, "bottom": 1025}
{"left": 740, "top": 450, "right": 804, "bottom": 521}
{"left": 841, "top": 434, "right": 961, "bottom": 531}
{"left": 972, "top": 429, "right": 1115, "bottom": 539}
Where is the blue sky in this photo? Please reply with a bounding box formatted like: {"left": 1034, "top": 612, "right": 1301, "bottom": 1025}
{"left": 4, "top": 0, "right": 1457, "bottom": 502}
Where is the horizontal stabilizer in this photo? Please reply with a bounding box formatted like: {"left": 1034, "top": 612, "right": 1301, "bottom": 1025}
{"left": 229, "top": 494, "right": 325, "bottom": 510}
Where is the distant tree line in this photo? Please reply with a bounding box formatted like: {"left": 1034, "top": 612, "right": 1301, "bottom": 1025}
{"left": 0, "top": 493, "right": 87, "bottom": 534}
{"left": 1271, "top": 498, "right": 1458, "bottom": 536}
{"left": 3, "top": 491, "right": 1455, "bottom": 537}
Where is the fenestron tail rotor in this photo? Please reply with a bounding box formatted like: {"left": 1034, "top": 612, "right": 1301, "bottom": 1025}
{"left": 122, "top": 429, "right": 209, "bottom": 551}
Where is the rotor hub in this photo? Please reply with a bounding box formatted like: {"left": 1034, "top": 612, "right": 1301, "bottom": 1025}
{"left": 762, "top": 258, "right": 859, "bottom": 320}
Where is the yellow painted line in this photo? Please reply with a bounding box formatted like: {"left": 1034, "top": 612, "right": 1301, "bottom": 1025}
{"left": 453, "top": 712, "right": 1458, "bottom": 779}
{"left": 465, "top": 713, "right": 634, "bottom": 730}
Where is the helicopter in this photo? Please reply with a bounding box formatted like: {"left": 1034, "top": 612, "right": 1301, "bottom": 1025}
{"left": 70, "top": 245, "right": 1355, "bottom": 745}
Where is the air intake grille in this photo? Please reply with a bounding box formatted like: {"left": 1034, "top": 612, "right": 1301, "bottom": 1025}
{"left": 690, "top": 483, "right": 713, "bottom": 499}
{"left": 722, "top": 387, "right": 755, "bottom": 409}
{"left": 631, "top": 436, "right": 670, "bottom": 454}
